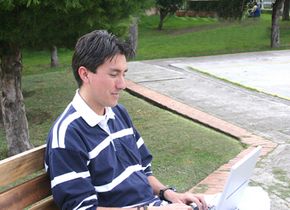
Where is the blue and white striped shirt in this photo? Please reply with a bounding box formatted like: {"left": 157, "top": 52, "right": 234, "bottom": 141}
{"left": 45, "top": 91, "right": 158, "bottom": 209}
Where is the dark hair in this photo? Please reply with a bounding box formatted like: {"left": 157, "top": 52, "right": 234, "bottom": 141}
{"left": 72, "top": 30, "right": 134, "bottom": 87}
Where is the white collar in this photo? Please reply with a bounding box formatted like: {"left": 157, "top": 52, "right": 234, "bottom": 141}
{"left": 72, "top": 90, "right": 115, "bottom": 127}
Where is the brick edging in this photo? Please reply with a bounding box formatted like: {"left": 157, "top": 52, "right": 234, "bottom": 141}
{"left": 126, "top": 79, "right": 277, "bottom": 194}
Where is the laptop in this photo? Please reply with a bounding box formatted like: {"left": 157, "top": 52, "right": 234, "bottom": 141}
{"left": 192, "top": 146, "right": 262, "bottom": 210}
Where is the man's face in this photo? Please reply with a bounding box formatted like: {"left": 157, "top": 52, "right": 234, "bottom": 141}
{"left": 79, "top": 53, "right": 128, "bottom": 115}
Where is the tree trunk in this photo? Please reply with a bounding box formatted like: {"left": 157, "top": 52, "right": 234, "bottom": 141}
{"left": 50, "top": 45, "right": 59, "bottom": 68}
{"left": 240, "top": 0, "right": 246, "bottom": 17}
{"left": 158, "top": 9, "right": 168, "bottom": 30}
{"left": 282, "top": 0, "right": 290, "bottom": 20}
{"left": 271, "top": 0, "right": 285, "bottom": 48}
{"left": 129, "top": 17, "right": 138, "bottom": 56}
{"left": 0, "top": 44, "right": 33, "bottom": 156}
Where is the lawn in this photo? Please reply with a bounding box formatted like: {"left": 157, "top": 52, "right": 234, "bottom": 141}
{"left": 136, "top": 14, "right": 290, "bottom": 60}
{"left": 3, "top": 13, "right": 287, "bottom": 191}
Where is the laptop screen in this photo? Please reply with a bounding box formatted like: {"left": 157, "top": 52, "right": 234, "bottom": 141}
{"left": 216, "top": 146, "right": 262, "bottom": 210}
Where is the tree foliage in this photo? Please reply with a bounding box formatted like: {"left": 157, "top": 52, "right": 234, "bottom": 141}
{"left": 187, "top": 0, "right": 219, "bottom": 12}
{"left": 0, "top": 0, "right": 148, "bottom": 156}
{"left": 155, "top": 0, "right": 184, "bottom": 30}
{"left": 0, "top": 0, "right": 147, "bottom": 50}
{"left": 217, "top": 0, "right": 249, "bottom": 20}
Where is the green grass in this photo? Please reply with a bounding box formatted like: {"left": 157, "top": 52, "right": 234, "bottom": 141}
{"left": 22, "top": 48, "right": 73, "bottom": 75}
{"left": 136, "top": 14, "right": 290, "bottom": 60}
{"left": 139, "top": 15, "right": 219, "bottom": 30}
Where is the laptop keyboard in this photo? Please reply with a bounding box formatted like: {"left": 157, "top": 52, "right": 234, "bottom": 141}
{"left": 191, "top": 205, "right": 216, "bottom": 210}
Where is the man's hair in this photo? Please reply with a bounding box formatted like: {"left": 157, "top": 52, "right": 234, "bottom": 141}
{"left": 72, "top": 30, "right": 134, "bottom": 87}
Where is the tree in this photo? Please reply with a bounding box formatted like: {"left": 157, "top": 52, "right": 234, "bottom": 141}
{"left": 50, "top": 46, "right": 59, "bottom": 68}
{"left": 0, "top": 0, "right": 147, "bottom": 156}
{"left": 155, "top": 0, "right": 184, "bottom": 30}
{"left": 0, "top": 2, "right": 35, "bottom": 156}
{"left": 129, "top": 17, "right": 139, "bottom": 55}
{"left": 271, "top": 0, "right": 285, "bottom": 48}
{"left": 282, "top": 0, "right": 290, "bottom": 20}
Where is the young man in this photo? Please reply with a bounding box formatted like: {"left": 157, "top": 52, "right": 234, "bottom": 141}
{"left": 45, "top": 30, "right": 208, "bottom": 210}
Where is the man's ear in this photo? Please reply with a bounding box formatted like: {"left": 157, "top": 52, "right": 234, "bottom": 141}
{"left": 78, "top": 66, "right": 89, "bottom": 84}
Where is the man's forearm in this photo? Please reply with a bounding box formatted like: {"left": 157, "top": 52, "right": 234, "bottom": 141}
{"left": 147, "top": 175, "right": 167, "bottom": 196}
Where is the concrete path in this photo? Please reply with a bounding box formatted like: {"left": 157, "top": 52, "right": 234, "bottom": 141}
{"left": 126, "top": 50, "right": 290, "bottom": 210}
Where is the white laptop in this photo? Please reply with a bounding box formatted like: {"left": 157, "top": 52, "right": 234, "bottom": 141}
{"left": 192, "top": 146, "right": 262, "bottom": 210}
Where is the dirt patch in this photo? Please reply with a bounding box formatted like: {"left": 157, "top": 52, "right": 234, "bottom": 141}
{"left": 23, "top": 90, "right": 36, "bottom": 98}
{"left": 27, "top": 109, "right": 52, "bottom": 125}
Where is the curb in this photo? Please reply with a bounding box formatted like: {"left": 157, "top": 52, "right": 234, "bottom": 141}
{"left": 126, "top": 79, "right": 277, "bottom": 194}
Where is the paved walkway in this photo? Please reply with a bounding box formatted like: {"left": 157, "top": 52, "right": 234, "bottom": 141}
{"left": 126, "top": 50, "right": 290, "bottom": 210}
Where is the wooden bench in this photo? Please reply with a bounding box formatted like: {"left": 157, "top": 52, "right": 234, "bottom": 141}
{"left": 0, "top": 144, "right": 59, "bottom": 210}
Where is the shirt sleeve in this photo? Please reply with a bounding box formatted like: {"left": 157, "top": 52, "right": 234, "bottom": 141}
{"left": 46, "top": 130, "right": 98, "bottom": 209}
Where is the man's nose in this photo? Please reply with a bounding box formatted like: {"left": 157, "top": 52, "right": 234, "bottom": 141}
{"left": 117, "top": 76, "right": 126, "bottom": 89}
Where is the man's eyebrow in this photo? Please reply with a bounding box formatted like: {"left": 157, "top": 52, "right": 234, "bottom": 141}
{"left": 110, "top": 68, "right": 128, "bottom": 73}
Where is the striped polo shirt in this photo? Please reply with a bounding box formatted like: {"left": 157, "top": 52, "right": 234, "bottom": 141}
{"left": 45, "top": 91, "right": 158, "bottom": 209}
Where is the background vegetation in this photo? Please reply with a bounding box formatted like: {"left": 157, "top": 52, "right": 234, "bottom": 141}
{"left": 21, "top": 13, "right": 290, "bottom": 75}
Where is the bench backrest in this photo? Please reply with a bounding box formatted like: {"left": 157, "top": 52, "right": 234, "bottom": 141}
{"left": 0, "top": 145, "right": 59, "bottom": 210}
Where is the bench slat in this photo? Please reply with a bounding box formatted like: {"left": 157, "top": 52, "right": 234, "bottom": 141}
{"left": 30, "top": 196, "right": 59, "bottom": 210}
{"left": 0, "top": 145, "right": 46, "bottom": 186}
{"left": 0, "top": 173, "right": 51, "bottom": 209}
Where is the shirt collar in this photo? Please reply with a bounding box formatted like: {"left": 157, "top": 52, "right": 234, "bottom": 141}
{"left": 72, "top": 90, "right": 115, "bottom": 127}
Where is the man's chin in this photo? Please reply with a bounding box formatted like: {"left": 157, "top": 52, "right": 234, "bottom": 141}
{"left": 108, "top": 101, "right": 118, "bottom": 108}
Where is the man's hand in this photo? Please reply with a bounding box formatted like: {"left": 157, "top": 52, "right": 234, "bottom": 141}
{"left": 163, "top": 190, "right": 208, "bottom": 210}
{"left": 147, "top": 176, "right": 208, "bottom": 210}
